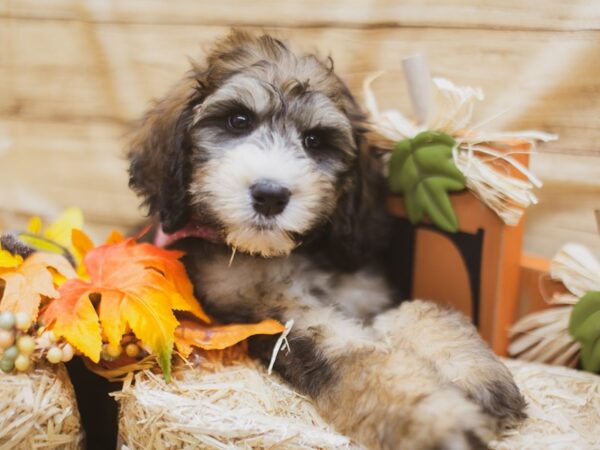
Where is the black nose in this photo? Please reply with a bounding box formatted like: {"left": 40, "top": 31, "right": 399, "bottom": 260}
{"left": 250, "top": 181, "right": 291, "bottom": 216}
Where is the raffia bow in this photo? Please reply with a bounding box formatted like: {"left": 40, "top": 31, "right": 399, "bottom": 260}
{"left": 364, "top": 71, "right": 557, "bottom": 226}
{"left": 508, "top": 244, "right": 600, "bottom": 367}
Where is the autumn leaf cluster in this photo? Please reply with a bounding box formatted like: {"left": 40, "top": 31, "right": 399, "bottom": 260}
{"left": 0, "top": 210, "right": 284, "bottom": 380}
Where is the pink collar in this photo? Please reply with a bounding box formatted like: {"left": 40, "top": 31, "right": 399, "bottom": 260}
{"left": 153, "top": 221, "right": 221, "bottom": 248}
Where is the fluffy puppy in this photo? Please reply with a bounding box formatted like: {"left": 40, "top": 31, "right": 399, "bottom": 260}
{"left": 127, "top": 30, "right": 526, "bottom": 450}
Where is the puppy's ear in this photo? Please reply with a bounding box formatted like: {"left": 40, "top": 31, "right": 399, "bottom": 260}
{"left": 127, "top": 76, "right": 203, "bottom": 233}
{"left": 328, "top": 133, "right": 390, "bottom": 272}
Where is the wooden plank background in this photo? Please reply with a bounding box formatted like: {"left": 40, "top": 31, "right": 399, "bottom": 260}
{"left": 1, "top": 0, "right": 599, "bottom": 256}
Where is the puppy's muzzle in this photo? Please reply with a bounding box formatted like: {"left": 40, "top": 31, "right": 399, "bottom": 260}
{"left": 250, "top": 180, "right": 291, "bottom": 217}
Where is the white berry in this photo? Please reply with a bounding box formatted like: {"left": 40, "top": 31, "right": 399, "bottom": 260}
{"left": 46, "top": 346, "right": 63, "bottom": 364}
{"left": 3, "top": 345, "right": 18, "bottom": 361}
{"left": 0, "top": 330, "right": 15, "bottom": 349}
{"left": 37, "top": 337, "right": 51, "bottom": 349}
{"left": 0, "top": 358, "right": 14, "bottom": 373}
{"left": 14, "top": 312, "right": 32, "bottom": 331}
{"left": 41, "top": 331, "right": 57, "bottom": 344}
{"left": 14, "top": 354, "right": 31, "bottom": 372}
{"left": 61, "top": 343, "right": 74, "bottom": 362}
{"left": 125, "top": 343, "right": 140, "bottom": 358}
{"left": 0, "top": 312, "right": 15, "bottom": 330}
{"left": 16, "top": 335, "right": 35, "bottom": 356}
{"left": 103, "top": 343, "right": 122, "bottom": 359}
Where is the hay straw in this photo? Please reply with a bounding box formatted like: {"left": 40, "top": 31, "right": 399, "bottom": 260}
{"left": 115, "top": 349, "right": 599, "bottom": 449}
{"left": 84, "top": 355, "right": 158, "bottom": 382}
{"left": 0, "top": 363, "right": 83, "bottom": 450}
{"left": 491, "top": 358, "right": 600, "bottom": 450}
{"left": 115, "top": 348, "right": 360, "bottom": 450}
{"left": 268, "top": 319, "right": 293, "bottom": 375}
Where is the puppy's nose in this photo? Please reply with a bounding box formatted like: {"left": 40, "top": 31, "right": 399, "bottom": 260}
{"left": 250, "top": 181, "right": 291, "bottom": 216}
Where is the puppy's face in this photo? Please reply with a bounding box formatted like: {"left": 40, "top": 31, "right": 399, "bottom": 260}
{"left": 129, "top": 32, "right": 366, "bottom": 258}
{"left": 189, "top": 68, "right": 358, "bottom": 256}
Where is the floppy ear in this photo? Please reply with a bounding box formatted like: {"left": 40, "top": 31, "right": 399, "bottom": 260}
{"left": 127, "top": 76, "right": 203, "bottom": 233}
{"left": 327, "top": 136, "right": 391, "bottom": 272}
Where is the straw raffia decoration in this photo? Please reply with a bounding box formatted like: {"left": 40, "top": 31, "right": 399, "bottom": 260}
{"left": 364, "top": 73, "right": 557, "bottom": 226}
{"left": 0, "top": 363, "right": 83, "bottom": 450}
{"left": 509, "top": 243, "right": 600, "bottom": 367}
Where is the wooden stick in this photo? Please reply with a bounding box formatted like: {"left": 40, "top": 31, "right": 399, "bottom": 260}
{"left": 402, "top": 54, "right": 432, "bottom": 126}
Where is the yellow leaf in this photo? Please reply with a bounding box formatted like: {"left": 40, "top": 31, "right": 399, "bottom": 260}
{"left": 0, "top": 245, "right": 23, "bottom": 270}
{"left": 18, "top": 234, "right": 69, "bottom": 257}
{"left": 19, "top": 208, "right": 86, "bottom": 275}
{"left": 0, "top": 252, "right": 77, "bottom": 319}
{"left": 98, "top": 290, "right": 125, "bottom": 348}
{"left": 50, "top": 269, "right": 68, "bottom": 287}
{"left": 43, "top": 207, "right": 84, "bottom": 249}
{"left": 27, "top": 216, "right": 42, "bottom": 235}
{"left": 121, "top": 287, "right": 179, "bottom": 380}
{"left": 72, "top": 229, "right": 94, "bottom": 258}
{"left": 71, "top": 228, "right": 94, "bottom": 280}
{"left": 42, "top": 280, "right": 102, "bottom": 361}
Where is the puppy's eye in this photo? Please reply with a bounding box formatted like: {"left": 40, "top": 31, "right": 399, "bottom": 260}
{"left": 227, "top": 112, "right": 252, "bottom": 131}
{"left": 303, "top": 133, "right": 321, "bottom": 149}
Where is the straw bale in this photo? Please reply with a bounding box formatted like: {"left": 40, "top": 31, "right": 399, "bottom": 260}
{"left": 0, "top": 363, "right": 84, "bottom": 450}
{"left": 115, "top": 349, "right": 360, "bottom": 450}
{"left": 491, "top": 358, "right": 600, "bottom": 450}
{"left": 116, "top": 353, "right": 600, "bottom": 449}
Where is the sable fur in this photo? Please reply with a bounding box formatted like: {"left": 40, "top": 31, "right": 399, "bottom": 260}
{"left": 127, "top": 30, "right": 526, "bottom": 449}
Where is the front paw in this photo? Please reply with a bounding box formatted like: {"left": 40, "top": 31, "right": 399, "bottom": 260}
{"left": 381, "top": 389, "right": 494, "bottom": 450}
{"left": 449, "top": 357, "right": 527, "bottom": 426}
{"left": 468, "top": 375, "right": 527, "bottom": 426}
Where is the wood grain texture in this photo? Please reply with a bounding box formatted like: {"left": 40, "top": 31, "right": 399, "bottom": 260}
{"left": 2, "top": 20, "right": 599, "bottom": 154}
{"left": 0, "top": 0, "right": 599, "bottom": 257}
{"left": 525, "top": 153, "right": 600, "bottom": 258}
{"left": 4, "top": 0, "right": 600, "bottom": 30}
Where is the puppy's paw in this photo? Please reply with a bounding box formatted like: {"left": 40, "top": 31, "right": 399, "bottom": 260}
{"left": 449, "top": 357, "right": 526, "bottom": 426}
{"left": 469, "top": 375, "right": 527, "bottom": 426}
{"left": 382, "top": 388, "right": 494, "bottom": 450}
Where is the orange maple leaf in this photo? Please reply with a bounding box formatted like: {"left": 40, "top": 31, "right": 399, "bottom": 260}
{"left": 71, "top": 228, "right": 126, "bottom": 280}
{"left": 174, "top": 318, "right": 285, "bottom": 357}
{"left": 42, "top": 238, "right": 210, "bottom": 380}
{"left": 0, "top": 252, "right": 77, "bottom": 320}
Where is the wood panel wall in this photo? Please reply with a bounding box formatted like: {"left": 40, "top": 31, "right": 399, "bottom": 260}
{"left": 1, "top": 0, "right": 599, "bottom": 255}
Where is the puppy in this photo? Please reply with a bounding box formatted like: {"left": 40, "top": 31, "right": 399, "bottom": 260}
{"left": 127, "top": 31, "right": 526, "bottom": 449}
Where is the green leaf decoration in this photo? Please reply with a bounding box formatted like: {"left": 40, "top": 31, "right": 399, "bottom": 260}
{"left": 388, "top": 131, "right": 466, "bottom": 233}
{"left": 569, "top": 291, "right": 600, "bottom": 373}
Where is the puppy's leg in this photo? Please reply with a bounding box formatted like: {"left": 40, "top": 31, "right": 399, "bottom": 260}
{"left": 249, "top": 305, "right": 494, "bottom": 450}
{"left": 373, "top": 300, "right": 527, "bottom": 425}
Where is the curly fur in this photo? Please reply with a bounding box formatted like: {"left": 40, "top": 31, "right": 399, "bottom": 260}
{"left": 127, "top": 30, "right": 526, "bottom": 449}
